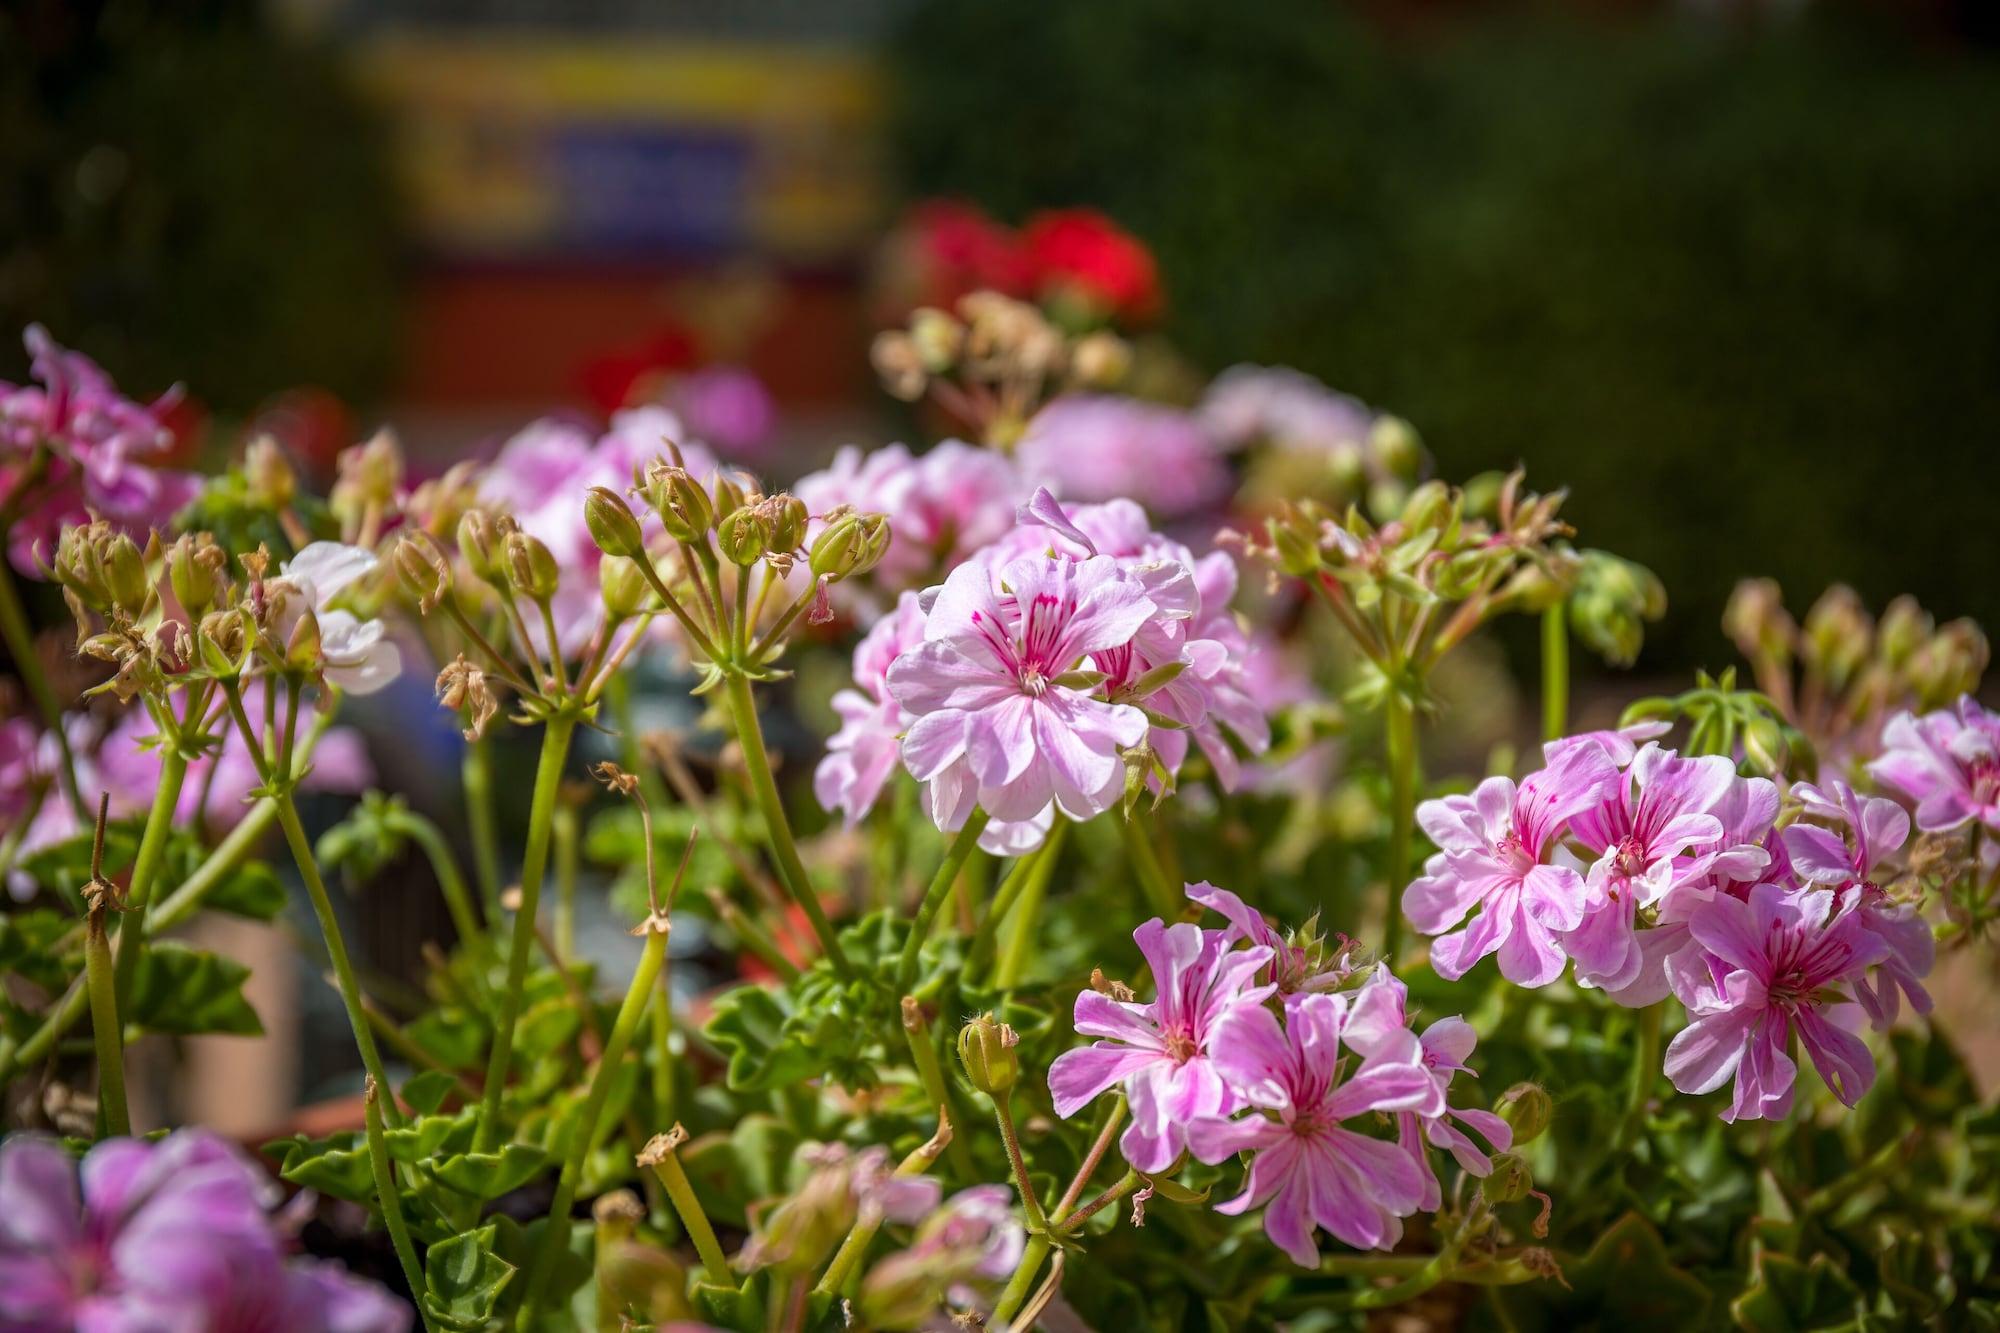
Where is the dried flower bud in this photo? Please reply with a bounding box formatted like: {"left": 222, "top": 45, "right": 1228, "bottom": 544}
{"left": 1495, "top": 1083, "right": 1552, "bottom": 1145}
{"left": 504, "top": 530, "right": 560, "bottom": 602}
{"left": 1070, "top": 330, "right": 1131, "bottom": 387}
{"left": 872, "top": 330, "right": 927, "bottom": 401}
{"left": 436, "top": 654, "right": 497, "bottom": 740}
{"left": 957, "top": 1012, "right": 1019, "bottom": 1097}
{"left": 1482, "top": 1152, "right": 1534, "bottom": 1206}
{"left": 197, "top": 609, "right": 248, "bottom": 677}
{"left": 393, "top": 533, "right": 453, "bottom": 614}
{"left": 640, "top": 461, "right": 713, "bottom": 542}
{"left": 585, "top": 485, "right": 647, "bottom": 560}
{"left": 715, "top": 507, "right": 771, "bottom": 566}
{"left": 243, "top": 435, "right": 297, "bottom": 508}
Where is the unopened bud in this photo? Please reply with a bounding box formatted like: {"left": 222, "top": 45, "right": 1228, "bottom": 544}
{"left": 1876, "top": 596, "right": 1931, "bottom": 670}
{"left": 808, "top": 513, "right": 864, "bottom": 580}
{"left": 1722, "top": 577, "right": 1795, "bottom": 667}
{"left": 101, "top": 534, "right": 151, "bottom": 617}
{"left": 1495, "top": 1083, "right": 1552, "bottom": 1145}
{"left": 1365, "top": 478, "right": 1408, "bottom": 525}
{"left": 715, "top": 507, "right": 770, "bottom": 566}
{"left": 642, "top": 462, "right": 713, "bottom": 542}
{"left": 872, "top": 330, "right": 927, "bottom": 401}
{"left": 957, "top": 1012, "right": 1019, "bottom": 1097}
{"left": 585, "top": 485, "right": 647, "bottom": 560}
{"left": 908, "top": 307, "right": 965, "bottom": 372}
{"left": 504, "top": 531, "right": 560, "bottom": 602}
{"left": 1909, "top": 619, "right": 1989, "bottom": 707}
{"left": 167, "top": 534, "right": 221, "bottom": 614}
{"left": 764, "top": 494, "right": 809, "bottom": 553}
{"left": 599, "top": 555, "right": 650, "bottom": 618}
{"left": 1269, "top": 514, "right": 1321, "bottom": 578}
{"left": 243, "top": 435, "right": 297, "bottom": 508}
{"left": 1571, "top": 551, "right": 1667, "bottom": 668}
{"left": 1398, "top": 479, "right": 1451, "bottom": 533}
{"left": 1368, "top": 414, "right": 1423, "bottom": 480}
{"left": 1070, "top": 330, "right": 1131, "bottom": 387}
{"left": 393, "top": 534, "right": 452, "bottom": 614}
{"left": 1801, "top": 585, "right": 1872, "bottom": 691}
{"left": 1741, "top": 715, "right": 1790, "bottom": 779}
{"left": 1482, "top": 1152, "right": 1534, "bottom": 1206}
{"left": 457, "top": 510, "right": 505, "bottom": 585}
{"left": 285, "top": 607, "right": 323, "bottom": 670}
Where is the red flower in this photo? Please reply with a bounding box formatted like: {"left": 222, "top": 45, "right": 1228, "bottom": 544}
{"left": 578, "top": 326, "right": 702, "bottom": 417}
{"left": 908, "top": 199, "right": 1035, "bottom": 306}
{"left": 1023, "top": 208, "right": 1162, "bottom": 325}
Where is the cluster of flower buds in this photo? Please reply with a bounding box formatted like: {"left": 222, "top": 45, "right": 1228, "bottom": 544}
{"left": 871, "top": 291, "right": 1130, "bottom": 446}
{"left": 327, "top": 429, "right": 404, "bottom": 546}
{"left": 1723, "top": 579, "right": 1987, "bottom": 767}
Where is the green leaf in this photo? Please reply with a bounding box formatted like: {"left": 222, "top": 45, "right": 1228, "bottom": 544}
{"left": 383, "top": 1111, "right": 476, "bottom": 1163}
{"left": 432, "top": 1143, "right": 548, "bottom": 1200}
{"left": 702, "top": 985, "right": 825, "bottom": 1092}
{"left": 267, "top": 1132, "right": 375, "bottom": 1204}
{"left": 128, "top": 942, "right": 261, "bottom": 1036}
{"left": 0, "top": 909, "right": 77, "bottom": 991}
{"left": 406, "top": 1006, "right": 486, "bottom": 1070}
{"left": 200, "top": 860, "right": 288, "bottom": 920}
{"left": 401, "top": 1070, "right": 459, "bottom": 1116}
{"left": 1732, "top": 1251, "right": 1865, "bottom": 1333}
{"left": 422, "top": 1223, "right": 517, "bottom": 1331}
{"left": 1488, "top": 1211, "right": 1710, "bottom": 1333}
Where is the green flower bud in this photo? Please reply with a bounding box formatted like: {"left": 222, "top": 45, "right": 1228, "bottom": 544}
{"left": 393, "top": 533, "right": 452, "bottom": 614}
{"left": 1740, "top": 715, "right": 1790, "bottom": 779}
{"left": 957, "top": 1012, "right": 1019, "bottom": 1097}
{"left": 765, "top": 494, "right": 810, "bottom": 554}
{"left": 197, "top": 609, "right": 248, "bottom": 677}
{"left": 1722, "top": 578, "right": 1794, "bottom": 666}
{"left": 285, "top": 606, "right": 323, "bottom": 671}
{"left": 1070, "top": 330, "right": 1131, "bottom": 387}
{"left": 102, "top": 534, "right": 151, "bottom": 618}
{"left": 599, "top": 555, "right": 650, "bottom": 618}
{"left": 1495, "top": 1083, "right": 1553, "bottom": 1145}
{"left": 1326, "top": 441, "right": 1368, "bottom": 495}
{"left": 1482, "top": 1152, "right": 1534, "bottom": 1205}
{"left": 243, "top": 435, "right": 297, "bottom": 508}
{"left": 909, "top": 306, "right": 965, "bottom": 373}
{"left": 1398, "top": 479, "right": 1451, "bottom": 534}
{"left": 585, "top": 485, "right": 647, "bottom": 560}
{"left": 1908, "top": 618, "right": 1989, "bottom": 707}
{"left": 715, "top": 507, "right": 771, "bottom": 566}
{"left": 504, "top": 530, "right": 560, "bottom": 602}
{"left": 166, "top": 534, "right": 221, "bottom": 615}
{"left": 1368, "top": 414, "right": 1423, "bottom": 481}
{"left": 457, "top": 510, "right": 506, "bottom": 586}
{"left": 642, "top": 461, "right": 714, "bottom": 542}
{"left": 1270, "top": 514, "right": 1322, "bottom": 578}
{"left": 808, "top": 512, "right": 862, "bottom": 579}
{"left": 1801, "top": 585, "right": 1872, "bottom": 691}
{"left": 1365, "top": 478, "right": 1408, "bottom": 526}
{"left": 859, "top": 1252, "right": 949, "bottom": 1331}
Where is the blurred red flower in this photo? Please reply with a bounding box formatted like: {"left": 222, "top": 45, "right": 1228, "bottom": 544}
{"left": 1023, "top": 208, "right": 1163, "bottom": 325}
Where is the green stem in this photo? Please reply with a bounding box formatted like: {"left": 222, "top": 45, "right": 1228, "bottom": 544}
{"left": 364, "top": 1080, "right": 440, "bottom": 1333}
{"left": 1382, "top": 686, "right": 1418, "bottom": 967}
{"left": 643, "top": 1130, "right": 735, "bottom": 1288}
{"left": 477, "top": 713, "right": 577, "bottom": 1152}
{"left": 720, "top": 671, "right": 849, "bottom": 976}
{"left": 971, "top": 822, "right": 1066, "bottom": 977}
{"left": 995, "top": 1094, "right": 1047, "bottom": 1229}
{"left": 1119, "top": 811, "right": 1180, "bottom": 920}
{"left": 1618, "top": 1003, "right": 1664, "bottom": 1148}
{"left": 994, "top": 836, "right": 1064, "bottom": 990}
{"left": 1053, "top": 1166, "right": 1141, "bottom": 1232}
{"left": 109, "top": 749, "right": 189, "bottom": 1010}
{"left": 651, "top": 959, "right": 675, "bottom": 1126}
{"left": 0, "top": 558, "right": 84, "bottom": 818}
{"left": 1328, "top": 1232, "right": 1467, "bottom": 1310}
{"left": 553, "top": 801, "right": 579, "bottom": 962}
{"left": 84, "top": 901, "right": 130, "bottom": 1137}
{"left": 1542, "top": 602, "right": 1569, "bottom": 742}
{"left": 899, "top": 997, "right": 977, "bottom": 1178}
{"left": 816, "top": 1117, "right": 954, "bottom": 1297}
{"left": 462, "top": 736, "right": 504, "bottom": 929}
{"left": 990, "top": 1235, "right": 1050, "bottom": 1328}
{"left": 897, "top": 813, "right": 989, "bottom": 993}
{"left": 383, "top": 810, "right": 483, "bottom": 952}
{"left": 518, "top": 924, "right": 669, "bottom": 1328}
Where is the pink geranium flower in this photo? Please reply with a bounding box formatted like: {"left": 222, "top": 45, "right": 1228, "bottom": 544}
{"left": 1047, "top": 919, "right": 1273, "bottom": 1174}
{"left": 815, "top": 591, "right": 926, "bottom": 827}
{"left": 796, "top": 441, "right": 1027, "bottom": 593}
{"left": 1015, "top": 395, "right": 1231, "bottom": 518}
{"left": 1403, "top": 742, "right": 1619, "bottom": 986}
{"left": 1868, "top": 696, "right": 2000, "bottom": 834}
{"left": 1664, "top": 883, "right": 1888, "bottom": 1122}
{"left": 888, "top": 550, "right": 1154, "bottom": 823}
{"left": 1187, "top": 991, "right": 1434, "bottom": 1264}
{"left": 1781, "top": 779, "right": 1935, "bottom": 1026}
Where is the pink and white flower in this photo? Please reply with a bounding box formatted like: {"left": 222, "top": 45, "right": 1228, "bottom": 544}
{"left": 276, "top": 543, "right": 403, "bottom": 695}
{"left": 1186, "top": 991, "right": 1434, "bottom": 1264}
{"left": 1047, "top": 919, "right": 1273, "bottom": 1174}
{"left": 1015, "top": 395, "right": 1231, "bottom": 518}
{"left": 1868, "top": 696, "right": 2000, "bottom": 834}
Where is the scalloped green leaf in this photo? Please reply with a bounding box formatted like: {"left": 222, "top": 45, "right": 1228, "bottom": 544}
{"left": 128, "top": 942, "right": 260, "bottom": 1036}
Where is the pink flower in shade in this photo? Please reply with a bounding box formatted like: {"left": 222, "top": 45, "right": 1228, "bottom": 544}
{"left": 2, "top": 326, "right": 200, "bottom": 576}
{"left": 1403, "top": 742, "right": 1620, "bottom": 986}
{"left": 1780, "top": 780, "right": 1935, "bottom": 1027}
{"left": 1199, "top": 365, "right": 1374, "bottom": 456}
{"left": 1664, "top": 882, "right": 1889, "bottom": 1122}
{"left": 1867, "top": 697, "right": 2000, "bottom": 834}
{"left": 797, "top": 441, "right": 1027, "bottom": 593}
{"left": 1186, "top": 992, "right": 1434, "bottom": 1264}
{"left": 1046, "top": 919, "right": 1273, "bottom": 1174}
{"left": 887, "top": 551, "right": 1155, "bottom": 824}
{"left": 1341, "top": 971, "right": 1512, "bottom": 1212}
{"left": 1558, "top": 745, "right": 1737, "bottom": 995}
{"left": 1014, "top": 396, "right": 1231, "bottom": 519}
{"left": 0, "top": 1130, "right": 408, "bottom": 1332}
{"left": 666, "top": 365, "right": 776, "bottom": 460}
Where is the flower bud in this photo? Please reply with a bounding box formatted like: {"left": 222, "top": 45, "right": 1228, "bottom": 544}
{"left": 330, "top": 429, "right": 404, "bottom": 530}
{"left": 711, "top": 469, "right": 752, "bottom": 519}
{"left": 1570, "top": 551, "right": 1667, "bottom": 668}
{"left": 763, "top": 494, "right": 810, "bottom": 554}
{"left": 102, "top": 534, "right": 151, "bottom": 618}
{"left": 393, "top": 533, "right": 453, "bottom": 614}
{"left": 285, "top": 606, "right": 324, "bottom": 671}
{"left": 1801, "top": 585, "right": 1872, "bottom": 692}
{"left": 872, "top": 330, "right": 927, "bottom": 401}
{"left": 167, "top": 534, "right": 222, "bottom": 615}
{"left": 1070, "top": 330, "right": 1131, "bottom": 387}
{"left": 957, "top": 1012, "right": 1019, "bottom": 1097}
{"left": 908, "top": 306, "right": 965, "bottom": 373}
{"left": 1740, "top": 715, "right": 1790, "bottom": 779}
{"left": 642, "top": 462, "right": 713, "bottom": 542}
{"left": 599, "top": 555, "right": 650, "bottom": 618}
{"left": 1368, "top": 414, "right": 1423, "bottom": 481}
{"left": 243, "top": 435, "right": 297, "bottom": 508}
{"left": 198, "top": 609, "right": 248, "bottom": 676}
{"left": 585, "top": 485, "right": 647, "bottom": 560}
{"left": 715, "top": 507, "right": 771, "bottom": 566}
{"left": 1875, "top": 595, "right": 1930, "bottom": 670}
{"left": 1908, "top": 618, "right": 1988, "bottom": 707}
{"left": 1495, "top": 1083, "right": 1552, "bottom": 1145}
{"left": 457, "top": 510, "right": 506, "bottom": 586}
{"left": 505, "top": 530, "right": 560, "bottom": 602}
{"left": 1398, "top": 479, "right": 1451, "bottom": 533}
{"left": 1482, "top": 1152, "right": 1534, "bottom": 1206}
{"left": 859, "top": 1253, "right": 949, "bottom": 1331}
{"left": 1269, "top": 512, "right": 1321, "bottom": 578}
{"left": 808, "top": 512, "right": 862, "bottom": 579}
{"left": 1722, "top": 577, "right": 1795, "bottom": 667}
{"left": 1365, "top": 478, "right": 1408, "bottom": 525}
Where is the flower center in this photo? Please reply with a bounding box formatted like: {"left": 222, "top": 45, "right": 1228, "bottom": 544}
{"left": 1970, "top": 756, "right": 2000, "bottom": 806}
{"left": 1767, "top": 968, "right": 1817, "bottom": 1008}
{"left": 1491, "top": 831, "right": 1532, "bottom": 873}
{"left": 1019, "top": 664, "right": 1049, "bottom": 697}
{"left": 1162, "top": 1026, "right": 1197, "bottom": 1064}
{"left": 1613, "top": 833, "right": 1648, "bottom": 878}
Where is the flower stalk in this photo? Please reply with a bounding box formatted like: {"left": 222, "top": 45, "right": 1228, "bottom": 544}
{"left": 364, "top": 1079, "right": 438, "bottom": 1333}
{"left": 898, "top": 812, "right": 989, "bottom": 992}
{"left": 641, "top": 1125, "right": 735, "bottom": 1289}
{"left": 82, "top": 795, "right": 130, "bottom": 1138}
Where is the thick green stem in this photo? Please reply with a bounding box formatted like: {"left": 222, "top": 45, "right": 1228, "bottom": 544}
{"left": 109, "top": 749, "right": 189, "bottom": 1009}
{"left": 0, "top": 559, "right": 83, "bottom": 818}
{"left": 651, "top": 959, "right": 675, "bottom": 1126}
{"left": 1382, "top": 687, "right": 1418, "bottom": 967}
{"left": 899, "top": 997, "right": 977, "bottom": 1178}
{"left": 1329, "top": 1232, "right": 1467, "bottom": 1310}
{"left": 1119, "top": 811, "right": 1180, "bottom": 920}
{"left": 897, "top": 813, "right": 989, "bottom": 992}
{"left": 462, "top": 737, "right": 504, "bottom": 929}
{"left": 990, "top": 1235, "right": 1050, "bottom": 1328}
{"left": 84, "top": 902, "right": 130, "bottom": 1137}
{"left": 553, "top": 801, "right": 579, "bottom": 962}
{"left": 477, "top": 714, "right": 577, "bottom": 1152}
{"left": 643, "top": 1130, "right": 735, "bottom": 1288}
{"left": 273, "top": 793, "right": 404, "bottom": 1126}
{"left": 384, "top": 810, "right": 482, "bottom": 952}
{"left": 1618, "top": 1003, "right": 1664, "bottom": 1148}
{"left": 364, "top": 1081, "right": 439, "bottom": 1333}
{"left": 971, "top": 822, "right": 1066, "bottom": 977}
{"left": 518, "top": 925, "right": 669, "bottom": 1327}
{"left": 994, "top": 835, "right": 1064, "bottom": 990}
{"left": 1542, "top": 602, "right": 1569, "bottom": 742}
{"left": 720, "top": 671, "right": 849, "bottom": 976}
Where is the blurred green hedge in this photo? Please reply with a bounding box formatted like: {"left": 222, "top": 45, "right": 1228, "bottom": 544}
{"left": 0, "top": 0, "right": 402, "bottom": 412}
{"left": 888, "top": 3, "right": 2000, "bottom": 672}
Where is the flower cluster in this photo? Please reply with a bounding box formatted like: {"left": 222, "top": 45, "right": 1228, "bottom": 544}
{"left": 0, "top": 326, "right": 199, "bottom": 577}
{"left": 794, "top": 440, "right": 1027, "bottom": 598}
{"left": 1048, "top": 883, "right": 1509, "bottom": 1266}
{"left": 1404, "top": 721, "right": 1945, "bottom": 1121}
{"left": 0, "top": 1129, "right": 408, "bottom": 1331}
{"left": 878, "top": 200, "right": 1161, "bottom": 329}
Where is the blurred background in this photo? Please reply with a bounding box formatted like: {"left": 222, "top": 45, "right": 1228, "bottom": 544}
{"left": 4, "top": 0, "right": 1998, "bottom": 1123}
